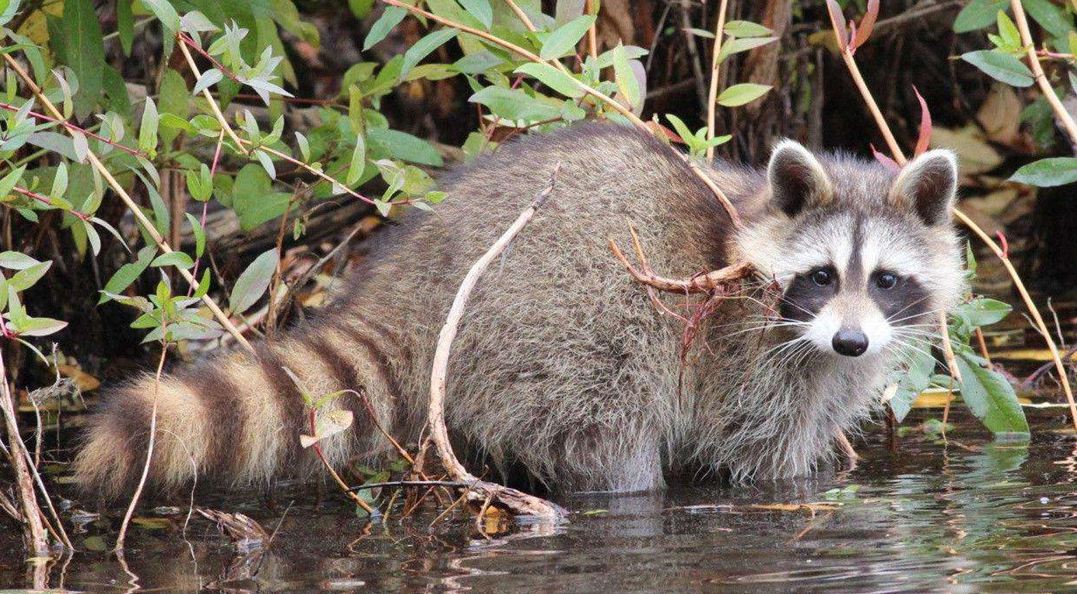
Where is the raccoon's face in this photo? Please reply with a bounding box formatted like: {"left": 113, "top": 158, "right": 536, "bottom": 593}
{"left": 737, "top": 141, "right": 964, "bottom": 359}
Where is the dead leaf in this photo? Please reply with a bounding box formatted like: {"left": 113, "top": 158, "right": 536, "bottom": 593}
{"left": 976, "top": 84, "right": 1025, "bottom": 150}
{"left": 57, "top": 363, "right": 100, "bottom": 391}
{"left": 930, "top": 126, "right": 1003, "bottom": 176}
{"left": 300, "top": 409, "right": 354, "bottom": 448}
{"left": 196, "top": 508, "right": 268, "bottom": 551}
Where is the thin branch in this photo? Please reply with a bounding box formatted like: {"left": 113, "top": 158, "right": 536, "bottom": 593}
{"left": 1010, "top": 0, "right": 1077, "bottom": 149}
{"left": 377, "top": 0, "right": 742, "bottom": 227}
{"left": 115, "top": 340, "right": 168, "bottom": 551}
{"left": 12, "top": 186, "right": 91, "bottom": 221}
{"left": 609, "top": 224, "right": 754, "bottom": 293}
{"left": 0, "top": 349, "right": 49, "bottom": 557}
{"left": 704, "top": 0, "right": 730, "bottom": 160}
{"left": 0, "top": 49, "right": 255, "bottom": 353}
{"left": 175, "top": 35, "right": 249, "bottom": 155}
{"left": 0, "top": 102, "right": 145, "bottom": 157}
{"left": 348, "top": 480, "right": 467, "bottom": 492}
{"left": 428, "top": 164, "right": 565, "bottom": 518}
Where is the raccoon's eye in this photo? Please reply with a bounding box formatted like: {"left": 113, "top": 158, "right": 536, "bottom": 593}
{"left": 810, "top": 268, "right": 833, "bottom": 286}
{"left": 875, "top": 272, "right": 899, "bottom": 290}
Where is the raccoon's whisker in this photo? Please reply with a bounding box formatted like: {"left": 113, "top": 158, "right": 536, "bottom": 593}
{"left": 883, "top": 336, "right": 936, "bottom": 361}
{"left": 885, "top": 296, "right": 933, "bottom": 324}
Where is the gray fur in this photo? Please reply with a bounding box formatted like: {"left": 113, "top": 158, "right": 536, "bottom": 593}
{"left": 74, "top": 123, "right": 965, "bottom": 498}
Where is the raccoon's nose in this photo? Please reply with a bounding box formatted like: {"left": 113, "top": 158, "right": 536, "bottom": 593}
{"left": 832, "top": 329, "right": 868, "bottom": 357}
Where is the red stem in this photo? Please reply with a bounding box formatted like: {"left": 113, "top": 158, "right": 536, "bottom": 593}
{"left": 177, "top": 33, "right": 242, "bottom": 84}
{"left": 0, "top": 102, "right": 145, "bottom": 157}
{"left": 12, "top": 186, "right": 91, "bottom": 220}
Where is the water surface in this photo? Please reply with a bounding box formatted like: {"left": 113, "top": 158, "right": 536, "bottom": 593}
{"left": 3, "top": 406, "right": 1077, "bottom": 593}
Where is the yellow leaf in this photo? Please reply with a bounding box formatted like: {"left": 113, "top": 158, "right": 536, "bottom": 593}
{"left": 17, "top": 2, "right": 64, "bottom": 46}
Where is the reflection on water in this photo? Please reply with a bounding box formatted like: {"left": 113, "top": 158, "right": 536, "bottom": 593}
{"left": 4, "top": 408, "right": 1077, "bottom": 593}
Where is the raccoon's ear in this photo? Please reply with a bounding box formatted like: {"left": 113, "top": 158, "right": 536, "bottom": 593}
{"left": 767, "top": 140, "right": 832, "bottom": 216}
{"left": 889, "top": 149, "right": 958, "bottom": 226}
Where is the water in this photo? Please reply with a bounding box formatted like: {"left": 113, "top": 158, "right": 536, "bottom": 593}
{"left": 4, "top": 406, "right": 1077, "bottom": 592}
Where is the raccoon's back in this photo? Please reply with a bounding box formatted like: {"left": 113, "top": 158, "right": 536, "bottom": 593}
{"left": 337, "top": 122, "right": 750, "bottom": 455}
{"left": 74, "top": 122, "right": 752, "bottom": 500}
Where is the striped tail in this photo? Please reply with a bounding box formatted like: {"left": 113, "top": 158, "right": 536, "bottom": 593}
{"left": 73, "top": 319, "right": 401, "bottom": 502}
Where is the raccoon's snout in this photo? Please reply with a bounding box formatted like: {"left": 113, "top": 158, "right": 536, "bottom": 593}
{"left": 832, "top": 329, "right": 869, "bottom": 357}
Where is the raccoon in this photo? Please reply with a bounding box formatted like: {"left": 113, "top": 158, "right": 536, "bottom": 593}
{"left": 74, "top": 123, "right": 965, "bottom": 499}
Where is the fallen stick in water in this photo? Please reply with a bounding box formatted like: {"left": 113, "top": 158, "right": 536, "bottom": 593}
{"left": 427, "top": 164, "right": 567, "bottom": 520}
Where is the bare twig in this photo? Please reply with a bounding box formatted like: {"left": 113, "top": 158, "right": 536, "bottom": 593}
{"left": 378, "top": 0, "right": 741, "bottom": 227}
{"left": 704, "top": 0, "right": 730, "bottom": 160}
{"left": 609, "top": 224, "right": 755, "bottom": 293}
{"left": 1010, "top": 0, "right": 1077, "bottom": 149}
{"left": 584, "top": 0, "right": 598, "bottom": 60}
{"left": 0, "top": 350, "right": 48, "bottom": 557}
{"left": 428, "top": 164, "right": 566, "bottom": 519}
{"left": 115, "top": 340, "right": 168, "bottom": 551}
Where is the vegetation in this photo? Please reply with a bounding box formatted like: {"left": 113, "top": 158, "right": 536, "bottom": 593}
{"left": 0, "top": 0, "right": 1075, "bottom": 570}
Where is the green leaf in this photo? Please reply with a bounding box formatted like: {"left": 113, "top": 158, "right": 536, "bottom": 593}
{"left": 0, "top": 251, "right": 40, "bottom": 270}
{"left": 158, "top": 69, "right": 189, "bottom": 148}
{"left": 459, "top": 0, "right": 493, "bottom": 29}
{"left": 540, "top": 15, "right": 596, "bottom": 60}
{"left": 953, "top": 0, "right": 1009, "bottom": 33}
{"left": 13, "top": 316, "right": 68, "bottom": 337}
{"left": 139, "top": 98, "right": 160, "bottom": 154}
{"left": 954, "top": 297, "right": 1012, "bottom": 327}
{"left": 117, "top": 0, "right": 135, "bottom": 55}
{"left": 611, "top": 44, "right": 640, "bottom": 110}
{"left": 366, "top": 128, "right": 443, "bottom": 166}
{"left": 363, "top": 5, "right": 406, "bottom": 51}
{"left": 717, "top": 36, "right": 777, "bottom": 63}
{"left": 100, "top": 246, "right": 157, "bottom": 304}
{"left": 401, "top": 29, "right": 458, "bottom": 80}
{"left": 141, "top": 0, "right": 182, "bottom": 34}
{"left": 186, "top": 213, "right": 206, "bottom": 258}
{"left": 665, "top": 113, "right": 695, "bottom": 143}
{"left": 230, "top": 248, "right": 279, "bottom": 314}
{"left": 723, "top": 20, "right": 773, "bottom": 38}
{"left": 0, "top": 165, "right": 25, "bottom": 200}
{"left": 955, "top": 353, "right": 1030, "bottom": 435}
{"left": 347, "top": 132, "right": 367, "bottom": 186}
{"left": 151, "top": 251, "right": 195, "bottom": 269}
{"left": 960, "top": 50, "right": 1034, "bottom": 87}
{"left": 469, "top": 86, "right": 562, "bottom": 122}
{"left": 59, "top": 0, "right": 105, "bottom": 117}
{"left": 997, "top": 10, "right": 1021, "bottom": 48}
{"left": 8, "top": 261, "right": 51, "bottom": 291}
{"left": 514, "top": 62, "right": 585, "bottom": 98}
{"left": 1009, "top": 157, "right": 1077, "bottom": 186}
{"left": 890, "top": 348, "right": 936, "bottom": 423}
{"left": 717, "top": 83, "right": 771, "bottom": 107}
{"left": 1023, "top": 0, "right": 1074, "bottom": 39}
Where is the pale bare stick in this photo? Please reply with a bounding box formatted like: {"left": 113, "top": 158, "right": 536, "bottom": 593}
{"left": 115, "top": 340, "right": 168, "bottom": 551}
{"left": 609, "top": 224, "right": 755, "bottom": 293}
{"left": 704, "top": 0, "right": 730, "bottom": 160}
{"left": 428, "top": 165, "right": 566, "bottom": 519}
{"left": 377, "top": 0, "right": 742, "bottom": 228}
{"left": 834, "top": 428, "right": 859, "bottom": 469}
{"left": 1010, "top": 0, "right": 1077, "bottom": 149}
{"left": 0, "top": 350, "right": 48, "bottom": 556}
